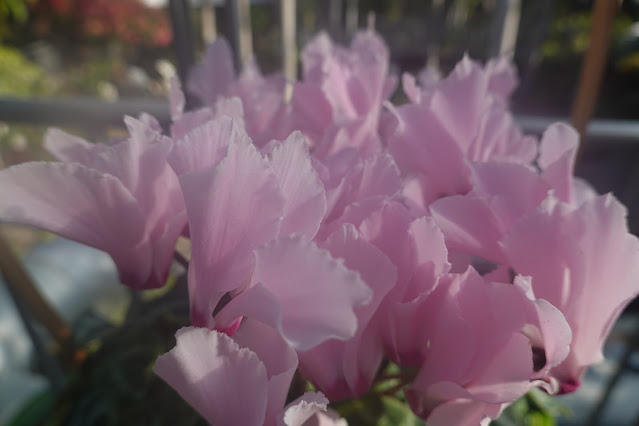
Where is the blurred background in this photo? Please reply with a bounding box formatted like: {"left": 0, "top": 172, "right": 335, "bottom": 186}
{"left": 2, "top": 0, "right": 639, "bottom": 425}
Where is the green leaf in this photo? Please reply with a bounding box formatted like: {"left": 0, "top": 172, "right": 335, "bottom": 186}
{"left": 377, "top": 396, "right": 424, "bottom": 426}
{"left": 7, "top": 388, "right": 57, "bottom": 426}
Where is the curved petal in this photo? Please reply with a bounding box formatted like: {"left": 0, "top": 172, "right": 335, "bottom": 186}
{"left": 168, "top": 115, "right": 247, "bottom": 176}
{"left": 154, "top": 327, "right": 268, "bottom": 426}
{"left": 281, "top": 392, "right": 329, "bottom": 426}
{"left": 217, "top": 234, "right": 372, "bottom": 351}
{"left": 267, "top": 131, "right": 327, "bottom": 239}
{"left": 188, "top": 37, "right": 235, "bottom": 103}
{"left": 233, "top": 319, "right": 299, "bottom": 426}
{"left": 0, "top": 162, "right": 152, "bottom": 286}
{"left": 180, "top": 136, "right": 284, "bottom": 326}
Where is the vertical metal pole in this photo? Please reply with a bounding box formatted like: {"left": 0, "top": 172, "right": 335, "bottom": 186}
{"left": 280, "top": 0, "right": 297, "bottom": 82}
{"left": 169, "top": 0, "right": 196, "bottom": 88}
{"left": 488, "top": 0, "right": 522, "bottom": 58}
{"left": 329, "top": 0, "right": 343, "bottom": 40}
{"left": 201, "top": 1, "right": 218, "bottom": 44}
{"left": 226, "top": 0, "right": 253, "bottom": 71}
{"left": 345, "top": 0, "right": 358, "bottom": 38}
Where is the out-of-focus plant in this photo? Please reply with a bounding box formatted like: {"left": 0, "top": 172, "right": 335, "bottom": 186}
{"left": 0, "top": 45, "right": 56, "bottom": 96}
{"left": 28, "top": 0, "right": 171, "bottom": 47}
{"left": 0, "top": 0, "right": 34, "bottom": 41}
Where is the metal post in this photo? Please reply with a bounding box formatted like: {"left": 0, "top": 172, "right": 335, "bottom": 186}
{"left": 201, "top": 1, "right": 218, "bottom": 44}
{"left": 226, "top": 0, "right": 253, "bottom": 71}
{"left": 168, "top": 0, "right": 196, "bottom": 89}
{"left": 488, "top": 0, "right": 522, "bottom": 58}
{"left": 329, "top": 0, "right": 343, "bottom": 40}
{"left": 345, "top": 0, "right": 358, "bottom": 38}
{"left": 280, "top": 0, "right": 297, "bottom": 82}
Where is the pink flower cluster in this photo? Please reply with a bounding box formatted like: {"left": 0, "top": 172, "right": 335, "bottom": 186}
{"left": 2, "top": 27, "right": 639, "bottom": 425}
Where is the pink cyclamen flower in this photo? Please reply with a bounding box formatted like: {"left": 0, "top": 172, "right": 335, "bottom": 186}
{"left": 297, "top": 223, "right": 397, "bottom": 400}
{"left": 388, "top": 56, "right": 537, "bottom": 208}
{"left": 428, "top": 123, "right": 579, "bottom": 265}
{"left": 502, "top": 193, "right": 639, "bottom": 391}
{"left": 290, "top": 26, "right": 396, "bottom": 157}
{"left": 169, "top": 117, "right": 371, "bottom": 351}
{"left": 405, "top": 268, "right": 571, "bottom": 426}
{"left": 155, "top": 320, "right": 346, "bottom": 426}
{"left": 187, "top": 37, "right": 289, "bottom": 147}
{"left": 0, "top": 117, "right": 185, "bottom": 289}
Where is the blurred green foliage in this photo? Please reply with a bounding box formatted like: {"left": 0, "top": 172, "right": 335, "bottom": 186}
{"left": 8, "top": 276, "right": 204, "bottom": 426}
{"left": 0, "top": 0, "right": 31, "bottom": 40}
{"left": 0, "top": 45, "right": 56, "bottom": 96}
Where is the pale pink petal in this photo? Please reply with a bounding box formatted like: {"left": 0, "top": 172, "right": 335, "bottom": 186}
{"left": 430, "top": 194, "right": 505, "bottom": 262}
{"left": 404, "top": 215, "right": 451, "bottom": 299}
{"left": 388, "top": 103, "right": 470, "bottom": 204}
{"left": 267, "top": 131, "right": 327, "bottom": 239}
{"left": 170, "top": 107, "right": 216, "bottom": 141}
{"left": 501, "top": 196, "right": 574, "bottom": 311}
{"left": 43, "top": 128, "right": 97, "bottom": 163}
{"left": 423, "top": 393, "right": 504, "bottom": 426}
{"left": 154, "top": 327, "right": 268, "bottom": 426}
{"left": 213, "top": 96, "right": 245, "bottom": 124}
{"left": 137, "top": 112, "right": 163, "bottom": 133}
{"left": 486, "top": 56, "right": 518, "bottom": 99}
{"left": 299, "top": 224, "right": 396, "bottom": 399}
{"left": 430, "top": 56, "right": 489, "bottom": 152}
{"left": 289, "top": 82, "right": 333, "bottom": 144}
{"left": 406, "top": 270, "right": 551, "bottom": 425}
{"left": 571, "top": 177, "right": 598, "bottom": 207}
{"left": 34, "top": 121, "right": 184, "bottom": 289}
{"left": 469, "top": 162, "right": 549, "bottom": 220}
{"left": 228, "top": 61, "right": 288, "bottom": 146}
{"left": 402, "top": 72, "right": 421, "bottom": 103}
{"left": 322, "top": 152, "right": 401, "bottom": 231}
{"left": 233, "top": 319, "right": 299, "bottom": 426}
{"left": 188, "top": 37, "right": 235, "bottom": 103}
{"left": 538, "top": 122, "right": 579, "bottom": 203}
{"left": 216, "top": 234, "right": 372, "bottom": 351}
{"left": 302, "top": 410, "right": 348, "bottom": 426}
{"left": 168, "top": 116, "right": 248, "bottom": 175}
{"left": 0, "top": 162, "right": 152, "bottom": 286}
{"left": 502, "top": 193, "right": 639, "bottom": 386}
{"left": 281, "top": 392, "right": 329, "bottom": 426}
{"left": 430, "top": 162, "right": 549, "bottom": 262}
{"left": 179, "top": 136, "right": 284, "bottom": 327}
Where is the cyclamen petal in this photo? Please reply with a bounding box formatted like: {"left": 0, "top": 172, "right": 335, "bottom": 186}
{"left": 180, "top": 134, "right": 284, "bottom": 327}
{"left": 299, "top": 223, "right": 397, "bottom": 400}
{"left": 43, "top": 127, "right": 98, "bottom": 163}
{"left": 233, "top": 319, "right": 299, "bottom": 426}
{"left": 538, "top": 122, "right": 579, "bottom": 203}
{"left": 281, "top": 392, "right": 329, "bottom": 426}
{"left": 57, "top": 120, "right": 185, "bottom": 289}
{"left": 154, "top": 326, "right": 269, "bottom": 426}
{"left": 406, "top": 268, "right": 571, "bottom": 425}
{"left": 267, "top": 131, "right": 327, "bottom": 239}
{"left": 502, "top": 193, "right": 639, "bottom": 387}
{"left": 215, "top": 234, "right": 372, "bottom": 351}
{"left": 0, "top": 119, "right": 186, "bottom": 290}
{"left": 430, "top": 161, "right": 550, "bottom": 263}
{"left": 187, "top": 37, "right": 235, "bottom": 104}
{"left": 168, "top": 115, "right": 248, "bottom": 176}
{"left": 0, "top": 162, "right": 151, "bottom": 286}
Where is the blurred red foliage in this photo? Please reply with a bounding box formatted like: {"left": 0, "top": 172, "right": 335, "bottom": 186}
{"left": 29, "top": 0, "right": 171, "bottom": 46}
